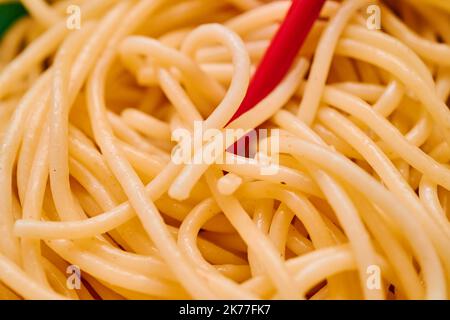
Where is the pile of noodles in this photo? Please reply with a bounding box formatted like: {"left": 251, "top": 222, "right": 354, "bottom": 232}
{"left": 0, "top": 0, "right": 449, "bottom": 300}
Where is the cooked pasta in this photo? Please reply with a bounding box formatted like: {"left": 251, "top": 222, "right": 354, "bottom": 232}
{"left": 0, "top": 0, "right": 449, "bottom": 300}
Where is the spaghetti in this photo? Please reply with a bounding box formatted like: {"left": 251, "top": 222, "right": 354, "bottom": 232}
{"left": 0, "top": 0, "right": 449, "bottom": 300}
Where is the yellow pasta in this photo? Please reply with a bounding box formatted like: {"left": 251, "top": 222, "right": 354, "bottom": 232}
{"left": 0, "top": 0, "right": 449, "bottom": 300}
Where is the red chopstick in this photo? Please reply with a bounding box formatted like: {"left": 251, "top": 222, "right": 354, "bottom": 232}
{"left": 228, "top": 0, "right": 326, "bottom": 124}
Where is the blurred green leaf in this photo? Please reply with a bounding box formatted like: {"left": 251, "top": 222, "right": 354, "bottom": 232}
{"left": 0, "top": 2, "right": 27, "bottom": 39}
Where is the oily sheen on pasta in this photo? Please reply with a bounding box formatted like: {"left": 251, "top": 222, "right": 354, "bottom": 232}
{"left": 0, "top": 0, "right": 449, "bottom": 300}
